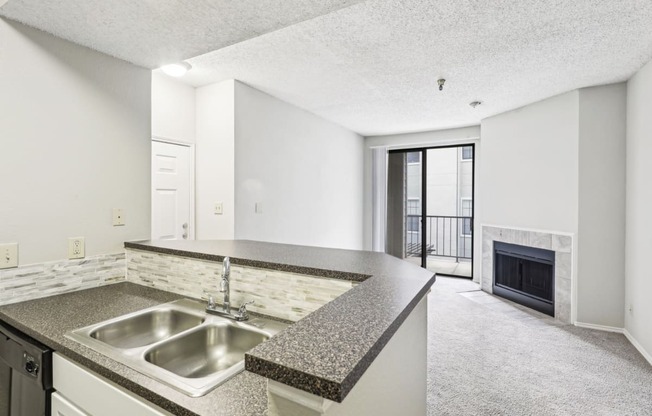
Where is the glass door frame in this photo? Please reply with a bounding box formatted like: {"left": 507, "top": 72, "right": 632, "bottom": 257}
{"left": 387, "top": 143, "right": 475, "bottom": 279}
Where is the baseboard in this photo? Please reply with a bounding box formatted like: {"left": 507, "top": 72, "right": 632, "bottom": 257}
{"left": 574, "top": 323, "right": 652, "bottom": 366}
{"left": 574, "top": 321, "right": 624, "bottom": 334}
{"left": 624, "top": 329, "right": 652, "bottom": 366}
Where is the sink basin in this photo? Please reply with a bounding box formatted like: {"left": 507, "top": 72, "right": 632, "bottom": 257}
{"left": 145, "top": 324, "right": 269, "bottom": 378}
{"left": 66, "top": 299, "right": 288, "bottom": 396}
{"left": 90, "top": 309, "right": 204, "bottom": 349}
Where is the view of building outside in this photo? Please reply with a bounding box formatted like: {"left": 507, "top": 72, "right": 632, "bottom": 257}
{"left": 405, "top": 146, "right": 473, "bottom": 275}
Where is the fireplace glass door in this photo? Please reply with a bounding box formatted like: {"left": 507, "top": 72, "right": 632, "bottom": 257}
{"left": 493, "top": 242, "right": 555, "bottom": 316}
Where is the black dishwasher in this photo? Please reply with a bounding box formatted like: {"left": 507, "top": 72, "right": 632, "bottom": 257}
{"left": 0, "top": 321, "right": 52, "bottom": 416}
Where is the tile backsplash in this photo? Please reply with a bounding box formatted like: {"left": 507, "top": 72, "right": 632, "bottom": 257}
{"left": 0, "top": 253, "right": 125, "bottom": 306}
{"left": 126, "top": 248, "right": 355, "bottom": 322}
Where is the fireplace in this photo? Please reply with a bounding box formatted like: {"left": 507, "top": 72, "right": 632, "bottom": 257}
{"left": 493, "top": 241, "right": 555, "bottom": 316}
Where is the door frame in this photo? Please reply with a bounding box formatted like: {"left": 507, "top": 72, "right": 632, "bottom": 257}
{"left": 387, "top": 143, "right": 475, "bottom": 279}
{"left": 152, "top": 137, "right": 196, "bottom": 240}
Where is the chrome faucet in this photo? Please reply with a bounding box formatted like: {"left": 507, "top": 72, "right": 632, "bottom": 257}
{"left": 219, "top": 257, "right": 231, "bottom": 313}
{"left": 206, "top": 257, "right": 254, "bottom": 321}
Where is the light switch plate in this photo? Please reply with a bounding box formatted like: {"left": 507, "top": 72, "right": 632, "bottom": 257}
{"left": 0, "top": 243, "right": 18, "bottom": 269}
{"left": 68, "top": 237, "right": 85, "bottom": 259}
{"left": 255, "top": 202, "right": 263, "bottom": 214}
{"left": 112, "top": 208, "right": 125, "bottom": 226}
{"left": 214, "top": 202, "right": 223, "bottom": 215}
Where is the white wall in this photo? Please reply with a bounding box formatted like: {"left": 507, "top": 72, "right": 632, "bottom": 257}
{"left": 0, "top": 18, "right": 151, "bottom": 264}
{"left": 151, "top": 72, "right": 196, "bottom": 143}
{"left": 480, "top": 92, "right": 580, "bottom": 233}
{"left": 480, "top": 92, "right": 579, "bottom": 319}
{"left": 234, "top": 82, "right": 364, "bottom": 250}
{"left": 577, "top": 84, "right": 627, "bottom": 328}
{"left": 480, "top": 86, "right": 629, "bottom": 328}
{"left": 195, "top": 80, "right": 235, "bottom": 239}
{"left": 625, "top": 59, "right": 652, "bottom": 361}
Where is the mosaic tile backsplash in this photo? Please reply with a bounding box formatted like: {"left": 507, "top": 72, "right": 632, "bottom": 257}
{"left": 0, "top": 253, "right": 126, "bottom": 306}
{"left": 126, "top": 248, "right": 355, "bottom": 322}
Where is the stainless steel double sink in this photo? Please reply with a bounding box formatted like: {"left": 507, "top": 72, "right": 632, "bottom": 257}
{"left": 66, "top": 299, "right": 288, "bottom": 397}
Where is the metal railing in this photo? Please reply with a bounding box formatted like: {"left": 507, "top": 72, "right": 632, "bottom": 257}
{"left": 405, "top": 215, "right": 472, "bottom": 260}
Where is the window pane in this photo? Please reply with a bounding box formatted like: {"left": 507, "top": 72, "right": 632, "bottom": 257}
{"left": 407, "top": 216, "right": 420, "bottom": 232}
{"left": 463, "top": 218, "right": 471, "bottom": 235}
{"left": 407, "top": 152, "right": 421, "bottom": 164}
{"left": 407, "top": 198, "right": 420, "bottom": 215}
{"left": 461, "top": 199, "right": 472, "bottom": 216}
{"left": 461, "top": 199, "right": 472, "bottom": 235}
{"left": 462, "top": 146, "right": 473, "bottom": 160}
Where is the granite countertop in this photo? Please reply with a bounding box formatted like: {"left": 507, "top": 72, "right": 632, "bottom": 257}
{"left": 126, "top": 240, "right": 436, "bottom": 402}
{"left": 0, "top": 283, "right": 269, "bottom": 416}
{"left": 0, "top": 240, "right": 436, "bottom": 415}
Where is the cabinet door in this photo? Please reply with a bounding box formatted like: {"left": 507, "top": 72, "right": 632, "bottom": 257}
{"left": 52, "top": 353, "right": 172, "bottom": 416}
{"left": 51, "top": 393, "right": 88, "bottom": 416}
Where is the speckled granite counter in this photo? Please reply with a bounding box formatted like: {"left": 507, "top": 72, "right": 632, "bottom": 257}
{"left": 127, "top": 240, "right": 436, "bottom": 402}
{"left": 0, "top": 283, "right": 268, "bottom": 416}
{"left": 0, "top": 240, "right": 436, "bottom": 415}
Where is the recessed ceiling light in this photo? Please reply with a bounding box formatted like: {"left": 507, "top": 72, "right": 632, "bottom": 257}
{"left": 160, "top": 62, "right": 192, "bottom": 77}
{"left": 469, "top": 101, "right": 482, "bottom": 108}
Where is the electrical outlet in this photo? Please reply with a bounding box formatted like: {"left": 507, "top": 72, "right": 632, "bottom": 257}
{"left": 68, "top": 237, "right": 85, "bottom": 259}
{"left": 0, "top": 243, "right": 18, "bottom": 269}
{"left": 214, "top": 202, "right": 223, "bottom": 215}
{"left": 112, "top": 208, "right": 125, "bottom": 226}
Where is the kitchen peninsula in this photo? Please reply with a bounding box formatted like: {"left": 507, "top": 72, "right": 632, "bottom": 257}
{"left": 0, "top": 240, "right": 435, "bottom": 416}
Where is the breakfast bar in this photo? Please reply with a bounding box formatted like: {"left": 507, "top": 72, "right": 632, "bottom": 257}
{"left": 0, "top": 240, "right": 435, "bottom": 415}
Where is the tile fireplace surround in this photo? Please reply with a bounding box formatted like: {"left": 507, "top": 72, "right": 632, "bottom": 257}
{"left": 482, "top": 225, "right": 573, "bottom": 323}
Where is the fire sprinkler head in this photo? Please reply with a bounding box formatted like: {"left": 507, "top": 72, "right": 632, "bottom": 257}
{"left": 469, "top": 101, "right": 483, "bottom": 108}
{"left": 437, "top": 79, "right": 446, "bottom": 91}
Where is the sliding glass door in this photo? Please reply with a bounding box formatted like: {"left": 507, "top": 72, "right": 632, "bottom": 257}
{"left": 386, "top": 145, "right": 474, "bottom": 278}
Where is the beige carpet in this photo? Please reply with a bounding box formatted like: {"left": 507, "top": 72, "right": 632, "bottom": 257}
{"left": 427, "top": 277, "right": 652, "bottom": 416}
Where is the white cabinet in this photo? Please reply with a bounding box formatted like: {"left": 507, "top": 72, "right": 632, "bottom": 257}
{"left": 52, "top": 353, "right": 172, "bottom": 416}
{"left": 51, "top": 393, "right": 88, "bottom": 416}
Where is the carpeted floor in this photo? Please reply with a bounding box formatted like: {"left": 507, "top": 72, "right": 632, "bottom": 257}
{"left": 427, "top": 277, "right": 652, "bottom": 416}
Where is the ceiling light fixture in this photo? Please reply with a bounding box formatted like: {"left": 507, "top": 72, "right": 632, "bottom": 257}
{"left": 160, "top": 62, "right": 192, "bottom": 77}
{"left": 437, "top": 79, "right": 446, "bottom": 91}
{"left": 469, "top": 101, "right": 483, "bottom": 108}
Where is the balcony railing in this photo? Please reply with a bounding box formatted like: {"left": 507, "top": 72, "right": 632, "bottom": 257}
{"left": 405, "top": 215, "right": 472, "bottom": 260}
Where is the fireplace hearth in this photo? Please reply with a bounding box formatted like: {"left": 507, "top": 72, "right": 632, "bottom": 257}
{"left": 493, "top": 241, "right": 555, "bottom": 316}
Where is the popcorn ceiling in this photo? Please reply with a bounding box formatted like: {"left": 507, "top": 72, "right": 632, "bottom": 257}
{"left": 0, "top": 0, "right": 364, "bottom": 68}
{"left": 3, "top": 0, "right": 652, "bottom": 135}
{"left": 187, "top": 0, "right": 652, "bottom": 135}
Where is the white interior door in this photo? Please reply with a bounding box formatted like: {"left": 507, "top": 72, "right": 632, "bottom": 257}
{"left": 151, "top": 140, "right": 193, "bottom": 240}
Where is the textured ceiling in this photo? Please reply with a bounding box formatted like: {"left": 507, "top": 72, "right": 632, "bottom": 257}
{"left": 182, "top": 0, "right": 652, "bottom": 135}
{"left": 0, "top": 0, "right": 364, "bottom": 68}
{"left": 3, "top": 1, "right": 652, "bottom": 136}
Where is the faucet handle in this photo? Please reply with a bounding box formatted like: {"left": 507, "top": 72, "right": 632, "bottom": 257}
{"left": 237, "top": 300, "right": 255, "bottom": 320}
{"left": 207, "top": 295, "right": 216, "bottom": 309}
